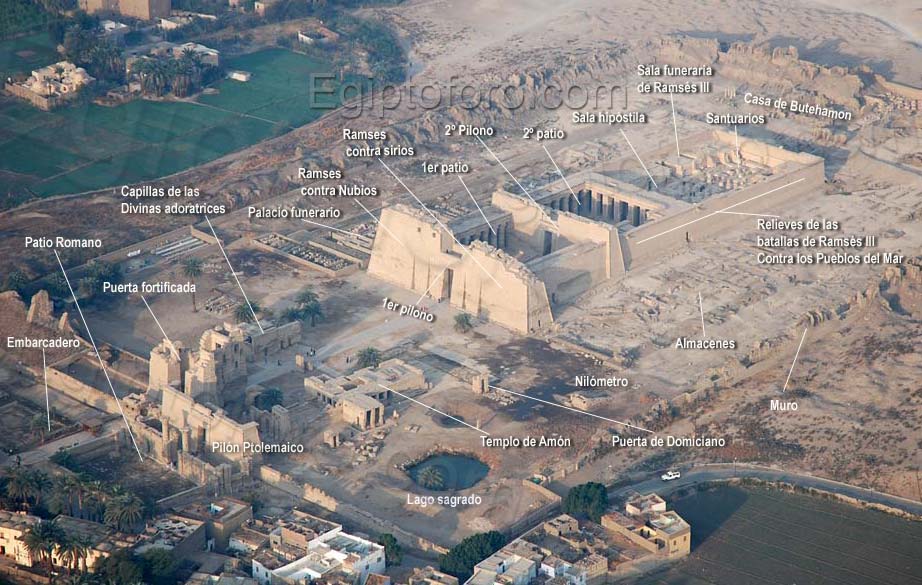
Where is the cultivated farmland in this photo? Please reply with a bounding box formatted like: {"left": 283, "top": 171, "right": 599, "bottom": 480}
{"left": 632, "top": 485, "right": 922, "bottom": 585}
{"left": 0, "top": 47, "right": 338, "bottom": 202}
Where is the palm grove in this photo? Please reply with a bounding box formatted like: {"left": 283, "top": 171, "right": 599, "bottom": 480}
{"left": 1, "top": 461, "right": 164, "bottom": 583}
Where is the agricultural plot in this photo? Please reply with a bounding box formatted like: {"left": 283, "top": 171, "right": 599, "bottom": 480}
{"left": 633, "top": 485, "right": 922, "bottom": 585}
{"left": 0, "top": 47, "right": 338, "bottom": 201}
{"left": 0, "top": 32, "right": 56, "bottom": 79}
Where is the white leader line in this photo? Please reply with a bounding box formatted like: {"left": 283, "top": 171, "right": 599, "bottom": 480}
{"left": 542, "top": 144, "right": 581, "bottom": 209}
{"left": 415, "top": 265, "right": 448, "bottom": 306}
{"left": 620, "top": 129, "right": 658, "bottom": 189}
{"left": 42, "top": 348, "right": 50, "bottom": 432}
{"left": 636, "top": 178, "right": 805, "bottom": 244}
{"left": 140, "top": 294, "right": 180, "bottom": 361}
{"left": 301, "top": 218, "right": 359, "bottom": 237}
{"left": 382, "top": 384, "right": 489, "bottom": 435}
{"left": 205, "top": 215, "right": 264, "bottom": 333}
{"left": 53, "top": 249, "right": 144, "bottom": 461}
{"left": 378, "top": 157, "right": 504, "bottom": 289}
{"left": 489, "top": 385, "right": 653, "bottom": 434}
{"left": 717, "top": 211, "right": 781, "bottom": 218}
{"left": 782, "top": 328, "right": 808, "bottom": 393}
{"left": 459, "top": 176, "right": 496, "bottom": 235}
{"left": 476, "top": 135, "right": 558, "bottom": 229}
{"left": 353, "top": 198, "right": 407, "bottom": 249}
{"left": 670, "top": 93, "right": 681, "bottom": 165}
{"left": 698, "top": 291, "right": 707, "bottom": 338}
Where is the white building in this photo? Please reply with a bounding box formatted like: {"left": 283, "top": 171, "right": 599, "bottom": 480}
{"left": 100, "top": 19, "right": 130, "bottom": 43}
{"left": 466, "top": 551, "right": 537, "bottom": 585}
{"left": 253, "top": 529, "right": 385, "bottom": 585}
{"left": 172, "top": 42, "right": 221, "bottom": 66}
{"left": 0, "top": 511, "right": 39, "bottom": 567}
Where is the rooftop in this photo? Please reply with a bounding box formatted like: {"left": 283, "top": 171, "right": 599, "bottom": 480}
{"left": 180, "top": 498, "right": 251, "bottom": 523}
{"left": 648, "top": 511, "right": 690, "bottom": 536}
{"left": 136, "top": 515, "right": 203, "bottom": 552}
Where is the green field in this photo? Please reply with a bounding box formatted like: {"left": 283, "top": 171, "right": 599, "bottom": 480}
{"left": 0, "top": 0, "right": 49, "bottom": 42}
{"left": 634, "top": 485, "right": 922, "bottom": 585}
{"left": 0, "top": 32, "right": 57, "bottom": 79}
{"left": 0, "top": 47, "right": 339, "bottom": 201}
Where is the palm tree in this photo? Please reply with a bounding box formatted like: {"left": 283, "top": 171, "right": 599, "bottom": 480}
{"left": 57, "top": 535, "right": 89, "bottom": 576}
{"left": 104, "top": 494, "right": 144, "bottom": 532}
{"left": 234, "top": 301, "right": 260, "bottom": 324}
{"left": 48, "top": 476, "right": 75, "bottom": 517}
{"left": 6, "top": 468, "right": 51, "bottom": 509}
{"left": 356, "top": 347, "right": 381, "bottom": 369}
{"left": 295, "top": 288, "right": 318, "bottom": 308}
{"left": 181, "top": 257, "right": 204, "bottom": 312}
{"left": 418, "top": 467, "right": 445, "bottom": 490}
{"left": 301, "top": 301, "right": 323, "bottom": 327}
{"left": 4, "top": 466, "right": 33, "bottom": 506}
{"left": 24, "top": 520, "right": 66, "bottom": 583}
{"left": 30, "top": 413, "right": 48, "bottom": 443}
{"left": 29, "top": 469, "right": 51, "bottom": 509}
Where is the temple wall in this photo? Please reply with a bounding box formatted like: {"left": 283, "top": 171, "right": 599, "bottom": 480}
{"left": 367, "top": 205, "right": 457, "bottom": 296}
{"left": 528, "top": 242, "right": 609, "bottom": 305}
{"left": 623, "top": 155, "right": 824, "bottom": 270}
{"left": 449, "top": 243, "right": 552, "bottom": 333}
{"left": 161, "top": 386, "right": 260, "bottom": 462}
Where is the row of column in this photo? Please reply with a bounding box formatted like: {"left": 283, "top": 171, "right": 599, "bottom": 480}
{"left": 547, "top": 189, "right": 647, "bottom": 227}
{"left": 461, "top": 221, "right": 511, "bottom": 249}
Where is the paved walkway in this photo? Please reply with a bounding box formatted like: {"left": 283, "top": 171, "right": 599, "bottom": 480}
{"left": 612, "top": 462, "right": 922, "bottom": 515}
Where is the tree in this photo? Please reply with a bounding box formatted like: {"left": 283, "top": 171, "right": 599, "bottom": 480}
{"left": 454, "top": 313, "right": 474, "bottom": 333}
{"left": 562, "top": 482, "right": 608, "bottom": 522}
{"left": 417, "top": 467, "right": 445, "bottom": 491}
{"left": 280, "top": 307, "right": 302, "bottom": 323}
{"left": 77, "top": 276, "right": 100, "bottom": 302}
{"left": 48, "top": 273, "right": 69, "bottom": 299}
{"left": 9, "top": 468, "right": 52, "bottom": 510}
{"left": 4, "top": 466, "right": 35, "bottom": 505}
{"left": 49, "top": 449, "right": 76, "bottom": 471}
{"left": 104, "top": 494, "right": 144, "bottom": 532}
{"left": 294, "top": 288, "right": 323, "bottom": 326}
{"left": 97, "top": 550, "right": 143, "bottom": 584}
{"left": 141, "top": 547, "right": 178, "bottom": 585}
{"left": 24, "top": 520, "right": 66, "bottom": 583}
{"left": 439, "top": 531, "right": 507, "bottom": 582}
{"left": 295, "top": 288, "right": 318, "bottom": 308}
{"left": 57, "top": 535, "right": 90, "bottom": 575}
{"left": 4, "top": 269, "right": 28, "bottom": 295}
{"left": 301, "top": 300, "right": 323, "bottom": 326}
{"left": 30, "top": 413, "right": 48, "bottom": 443}
{"left": 377, "top": 533, "right": 402, "bottom": 566}
{"left": 234, "top": 301, "right": 260, "bottom": 324}
{"left": 356, "top": 347, "right": 381, "bottom": 369}
{"left": 254, "top": 387, "right": 283, "bottom": 411}
{"left": 181, "top": 257, "right": 204, "bottom": 312}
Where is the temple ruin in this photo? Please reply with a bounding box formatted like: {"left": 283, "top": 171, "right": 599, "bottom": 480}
{"left": 367, "top": 131, "right": 823, "bottom": 332}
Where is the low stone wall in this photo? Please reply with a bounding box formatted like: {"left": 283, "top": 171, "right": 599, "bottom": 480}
{"left": 258, "top": 465, "right": 448, "bottom": 556}
{"left": 34, "top": 365, "right": 119, "bottom": 414}
{"left": 155, "top": 484, "right": 211, "bottom": 512}
{"left": 64, "top": 433, "right": 121, "bottom": 463}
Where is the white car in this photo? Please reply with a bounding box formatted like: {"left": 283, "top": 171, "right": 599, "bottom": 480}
{"left": 661, "top": 470, "right": 681, "bottom": 481}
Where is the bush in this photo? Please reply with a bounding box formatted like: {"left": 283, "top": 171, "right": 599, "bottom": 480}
{"left": 439, "top": 531, "right": 507, "bottom": 581}
{"left": 377, "top": 533, "right": 402, "bottom": 566}
{"left": 562, "top": 482, "right": 608, "bottom": 522}
{"left": 254, "top": 388, "right": 283, "bottom": 411}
